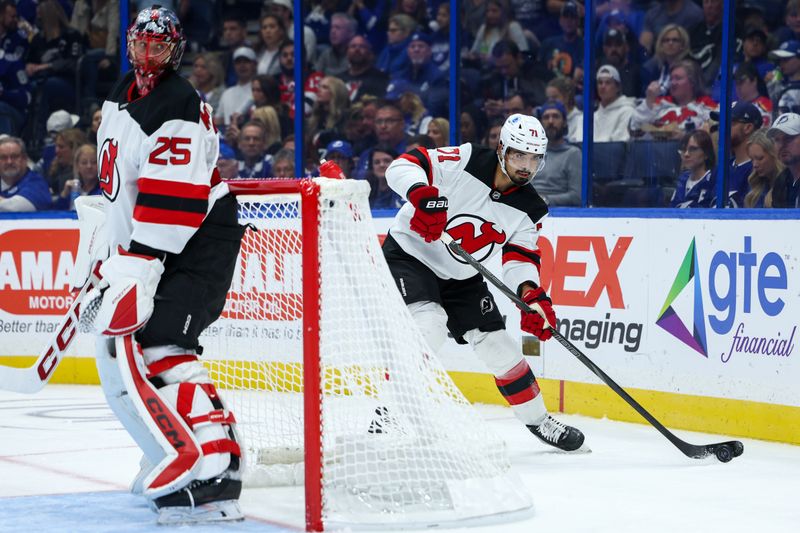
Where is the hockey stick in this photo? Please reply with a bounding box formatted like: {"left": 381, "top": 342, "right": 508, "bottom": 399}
{"left": 0, "top": 262, "right": 102, "bottom": 394}
{"left": 439, "top": 233, "right": 744, "bottom": 463}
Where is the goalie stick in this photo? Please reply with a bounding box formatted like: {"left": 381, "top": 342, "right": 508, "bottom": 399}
{"left": 0, "top": 261, "right": 102, "bottom": 394}
{"left": 439, "top": 232, "right": 744, "bottom": 463}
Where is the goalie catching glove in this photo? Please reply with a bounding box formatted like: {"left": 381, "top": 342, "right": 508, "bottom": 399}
{"left": 408, "top": 185, "right": 448, "bottom": 243}
{"left": 79, "top": 246, "right": 164, "bottom": 336}
{"left": 520, "top": 286, "right": 556, "bottom": 341}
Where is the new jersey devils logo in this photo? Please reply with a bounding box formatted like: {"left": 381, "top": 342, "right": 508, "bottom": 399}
{"left": 445, "top": 215, "right": 507, "bottom": 263}
{"left": 98, "top": 138, "right": 120, "bottom": 201}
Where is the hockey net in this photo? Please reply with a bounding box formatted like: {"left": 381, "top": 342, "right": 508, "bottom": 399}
{"left": 203, "top": 178, "right": 531, "bottom": 530}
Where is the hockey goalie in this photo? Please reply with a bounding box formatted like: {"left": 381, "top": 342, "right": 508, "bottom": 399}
{"left": 76, "top": 5, "right": 244, "bottom": 524}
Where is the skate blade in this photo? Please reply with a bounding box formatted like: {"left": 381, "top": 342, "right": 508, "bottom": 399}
{"left": 156, "top": 500, "right": 244, "bottom": 525}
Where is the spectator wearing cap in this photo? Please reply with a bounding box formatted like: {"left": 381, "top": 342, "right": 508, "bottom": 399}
{"left": 482, "top": 41, "right": 548, "bottom": 115}
{"left": 217, "top": 142, "right": 239, "bottom": 180}
{"left": 340, "top": 35, "right": 389, "bottom": 102}
{"left": 599, "top": 28, "right": 642, "bottom": 98}
{"left": 595, "top": 3, "right": 646, "bottom": 47}
{"left": 767, "top": 112, "right": 800, "bottom": 207}
{"left": 639, "top": 0, "right": 703, "bottom": 54}
{"left": 632, "top": 59, "right": 718, "bottom": 138}
{"left": 0, "top": 136, "right": 51, "bottom": 211}
{"left": 323, "top": 140, "right": 355, "bottom": 178}
{"left": 466, "top": 0, "right": 529, "bottom": 67}
{"left": 688, "top": 0, "right": 724, "bottom": 88}
{"left": 670, "top": 129, "right": 715, "bottom": 208}
{"left": 768, "top": 41, "right": 800, "bottom": 115}
{"left": 722, "top": 101, "right": 763, "bottom": 207}
{"left": 390, "top": 32, "right": 445, "bottom": 104}
{"left": 237, "top": 121, "right": 273, "bottom": 179}
{"left": 36, "top": 109, "right": 78, "bottom": 177}
{"left": 539, "top": 1, "right": 583, "bottom": 80}
{"left": 546, "top": 77, "right": 582, "bottom": 143}
{"left": 315, "top": 13, "right": 357, "bottom": 78}
{"left": 593, "top": 65, "right": 635, "bottom": 143}
{"left": 0, "top": 0, "right": 30, "bottom": 136}
{"left": 215, "top": 47, "right": 258, "bottom": 128}
{"left": 732, "top": 62, "right": 772, "bottom": 128}
{"left": 376, "top": 13, "right": 415, "bottom": 74}
{"left": 264, "top": 0, "right": 317, "bottom": 62}
{"left": 219, "top": 12, "right": 249, "bottom": 87}
{"left": 534, "top": 101, "right": 581, "bottom": 206}
{"left": 640, "top": 24, "right": 690, "bottom": 98}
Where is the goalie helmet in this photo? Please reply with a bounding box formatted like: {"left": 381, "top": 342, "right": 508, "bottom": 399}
{"left": 497, "top": 113, "right": 548, "bottom": 184}
{"left": 127, "top": 5, "right": 185, "bottom": 83}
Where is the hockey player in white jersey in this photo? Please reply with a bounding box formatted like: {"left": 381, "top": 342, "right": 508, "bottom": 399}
{"left": 383, "top": 113, "right": 585, "bottom": 452}
{"left": 77, "top": 6, "right": 244, "bottom": 523}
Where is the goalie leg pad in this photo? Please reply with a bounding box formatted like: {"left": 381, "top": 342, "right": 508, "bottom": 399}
{"left": 114, "top": 335, "right": 203, "bottom": 498}
{"left": 143, "top": 347, "right": 242, "bottom": 482}
{"left": 465, "top": 329, "right": 547, "bottom": 425}
{"left": 408, "top": 300, "right": 449, "bottom": 354}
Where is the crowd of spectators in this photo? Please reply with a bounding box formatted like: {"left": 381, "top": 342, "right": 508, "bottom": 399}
{"left": 2, "top": 0, "right": 800, "bottom": 212}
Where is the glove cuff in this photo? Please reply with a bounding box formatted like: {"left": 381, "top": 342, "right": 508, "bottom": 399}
{"left": 408, "top": 184, "right": 439, "bottom": 206}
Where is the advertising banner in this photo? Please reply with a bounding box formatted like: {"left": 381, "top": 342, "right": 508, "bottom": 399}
{"left": 1, "top": 215, "right": 797, "bottom": 409}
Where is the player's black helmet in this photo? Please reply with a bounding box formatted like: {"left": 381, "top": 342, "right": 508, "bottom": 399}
{"left": 127, "top": 5, "right": 186, "bottom": 79}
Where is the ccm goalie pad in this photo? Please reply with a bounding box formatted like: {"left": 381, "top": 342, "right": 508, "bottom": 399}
{"left": 99, "top": 335, "right": 243, "bottom": 523}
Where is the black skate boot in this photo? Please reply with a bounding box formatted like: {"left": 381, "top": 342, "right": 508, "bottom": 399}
{"left": 527, "top": 414, "right": 585, "bottom": 452}
{"left": 153, "top": 474, "right": 243, "bottom": 524}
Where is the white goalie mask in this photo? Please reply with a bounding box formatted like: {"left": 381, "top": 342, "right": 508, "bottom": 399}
{"left": 497, "top": 114, "right": 548, "bottom": 185}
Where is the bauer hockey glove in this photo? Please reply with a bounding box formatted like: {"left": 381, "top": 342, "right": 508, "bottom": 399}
{"left": 520, "top": 287, "right": 556, "bottom": 341}
{"left": 79, "top": 246, "right": 164, "bottom": 336}
{"left": 408, "top": 185, "right": 448, "bottom": 243}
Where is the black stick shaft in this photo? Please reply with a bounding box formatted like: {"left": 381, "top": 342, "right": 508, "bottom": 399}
{"left": 440, "top": 233, "right": 739, "bottom": 460}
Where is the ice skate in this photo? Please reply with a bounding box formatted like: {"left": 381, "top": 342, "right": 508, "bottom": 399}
{"left": 153, "top": 475, "right": 244, "bottom": 524}
{"left": 527, "top": 414, "right": 587, "bottom": 452}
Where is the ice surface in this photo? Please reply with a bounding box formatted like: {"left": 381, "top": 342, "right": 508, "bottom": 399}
{"left": 1, "top": 386, "right": 797, "bottom": 532}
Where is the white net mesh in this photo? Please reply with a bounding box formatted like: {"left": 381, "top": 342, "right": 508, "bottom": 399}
{"left": 203, "top": 178, "right": 531, "bottom": 527}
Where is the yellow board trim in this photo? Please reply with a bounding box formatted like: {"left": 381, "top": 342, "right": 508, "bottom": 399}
{"left": 3, "top": 356, "right": 798, "bottom": 445}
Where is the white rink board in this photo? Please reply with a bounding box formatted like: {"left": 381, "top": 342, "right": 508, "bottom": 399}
{"left": 1, "top": 215, "right": 798, "bottom": 407}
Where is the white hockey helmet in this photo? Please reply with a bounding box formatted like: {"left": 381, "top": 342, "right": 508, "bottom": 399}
{"left": 497, "top": 113, "right": 548, "bottom": 184}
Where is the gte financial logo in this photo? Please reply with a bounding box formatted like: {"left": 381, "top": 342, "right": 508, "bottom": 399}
{"left": 657, "top": 236, "right": 793, "bottom": 362}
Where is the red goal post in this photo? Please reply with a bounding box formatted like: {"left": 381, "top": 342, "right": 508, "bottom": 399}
{"left": 208, "top": 178, "right": 532, "bottom": 531}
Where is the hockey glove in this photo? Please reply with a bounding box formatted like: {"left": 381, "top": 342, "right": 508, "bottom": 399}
{"left": 520, "top": 287, "right": 556, "bottom": 341}
{"left": 408, "top": 185, "right": 448, "bottom": 243}
{"left": 79, "top": 246, "right": 164, "bottom": 336}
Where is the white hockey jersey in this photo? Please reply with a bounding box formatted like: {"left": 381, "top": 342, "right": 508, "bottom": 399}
{"left": 97, "top": 70, "right": 229, "bottom": 255}
{"left": 386, "top": 143, "right": 548, "bottom": 293}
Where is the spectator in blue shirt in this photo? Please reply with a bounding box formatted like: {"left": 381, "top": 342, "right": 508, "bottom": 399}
{"left": 539, "top": 1, "right": 583, "bottom": 79}
{"left": 0, "top": 1, "right": 30, "bottom": 135}
{"left": 376, "top": 13, "right": 415, "bottom": 74}
{"left": 366, "top": 145, "right": 402, "bottom": 209}
{"left": 671, "top": 130, "right": 716, "bottom": 208}
{"left": 0, "top": 137, "right": 52, "bottom": 211}
{"left": 237, "top": 121, "right": 273, "bottom": 179}
{"left": 713, "top": 101, "right": 762, "bottom": 207}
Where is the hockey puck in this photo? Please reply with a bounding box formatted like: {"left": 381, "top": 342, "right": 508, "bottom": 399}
{"left": 714, "top": 444, "right": 733, "bottom": 463}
